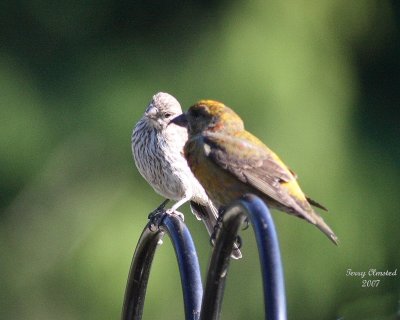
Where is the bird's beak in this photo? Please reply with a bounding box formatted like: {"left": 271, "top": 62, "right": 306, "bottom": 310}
{"left": 169, "top": 113, "right": 188, "bottom": 127}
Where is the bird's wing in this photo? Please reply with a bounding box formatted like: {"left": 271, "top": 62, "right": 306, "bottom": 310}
{"left": 203, "top": 131, "right": 301, "bottom": 208}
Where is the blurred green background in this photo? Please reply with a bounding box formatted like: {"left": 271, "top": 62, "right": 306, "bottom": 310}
{"left": 1, "top": 0, "right": 399, "bottom": 319}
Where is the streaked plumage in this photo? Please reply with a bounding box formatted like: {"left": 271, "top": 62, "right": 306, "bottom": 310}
{"left": 131, "top": 92, "right": 242, "bottom": 258}
{"left": 171, "top": 100, "right": 338, "bottom": 245}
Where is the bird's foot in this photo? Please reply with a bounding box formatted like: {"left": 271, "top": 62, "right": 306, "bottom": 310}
{"left": 242, "top": 217, "right": 250, "bottom": 230}
{"left": 210, "top": 218, "right": 243, "bottom": 251}
{"left": 165, "top": 208, "right": 185, "bottom": 221}
{"left": 217, "top": 206, "right": 227, "bottom": 217}
{"left": 148, "top": 199, "right": 169, "bottom": 219}
{"left": 234, "top": 235, "right": 243, "bottom": 249}
{"left": 148, "top": 199, "right": 170, "bottom": 231}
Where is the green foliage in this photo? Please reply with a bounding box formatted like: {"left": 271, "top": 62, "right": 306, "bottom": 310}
{"left": 1, "top": 0, "right": 399, "bottom": 319}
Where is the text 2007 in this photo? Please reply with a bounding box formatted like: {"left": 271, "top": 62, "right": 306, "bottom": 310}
{"left": 362, "top": 279, "right": 380, "bottom": 287}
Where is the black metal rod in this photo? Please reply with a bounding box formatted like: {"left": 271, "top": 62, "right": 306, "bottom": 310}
{"left": 121, "top": 224, "right": 164, "bottom": 320}
{"left": 200, "top": 194, "right": 287, "bottom": 320}
{"left": 200, "top": 204, "right": 247, "bottom": 320}
{"left": 121, "top": 214, "right": 203, "bottom": 320}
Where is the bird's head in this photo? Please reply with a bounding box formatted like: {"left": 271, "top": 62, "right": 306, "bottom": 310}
{"left": 171, "top": 100, "right": 244, "bottom": 135}
{"left": 144, "top": 92, "right": 182, "bottom": 130}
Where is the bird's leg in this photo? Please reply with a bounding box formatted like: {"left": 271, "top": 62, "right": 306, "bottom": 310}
{"left": 166, "top": 209, "right": 185, "bottom": 221}
{"left": 165, "top": 192, "right": 192, "bottom": 221}
{"left": 210, "top": 206, "right": 244, "bottom": 251}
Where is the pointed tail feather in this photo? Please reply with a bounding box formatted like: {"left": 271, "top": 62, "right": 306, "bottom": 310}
{"left": 190, "top": 201, "right": 242, "bottom": 259}
{"left": 313, "top": 214, "right": 339, "bottom": 245}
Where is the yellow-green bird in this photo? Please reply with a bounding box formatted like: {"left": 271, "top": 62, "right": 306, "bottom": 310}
{"left": 171, "top": 100, "right": 338, "bottom": 245}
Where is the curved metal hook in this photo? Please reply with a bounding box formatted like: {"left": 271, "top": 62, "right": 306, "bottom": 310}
{"left": 121, "top": 213, "right": 203, "bottom": 320}
{"left": 200, "top": 194, "right": 287, "bottom": 320}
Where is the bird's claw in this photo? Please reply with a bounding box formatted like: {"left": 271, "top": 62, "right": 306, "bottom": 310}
{"left": 209, "top": 231, "right": 217, "bottom": 246}
{"left": 242, "top": 217, "right": 250, "bottom": 230}
{"left": 148, "top": 199, "right": 170, "bottom": 231}
{"left": 211, "top": 207, "right": 244, "bottom": 252}
{"left": 218, "top": 206, "right": 226, "bottom": 217}
{"left": 234, "top": 235, "right": 243, "bottom": 249}
{"left": 148, "top": 199, "right": 170, "bottom": 220}
{"left": 148, "top": 211, "right": 165, "bottom": 232}
{"left": 210, "top": 226, "right": 243, "bottom": 257}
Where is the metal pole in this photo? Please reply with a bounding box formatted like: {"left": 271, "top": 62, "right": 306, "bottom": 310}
{"left": 161, "top": 214, "right": 203, "bottom": 320}
{"left": 121, "top": 224, "right": 163, "bottom": 320}
{"left": 200, "top": 194, "right": 287, "bottom": 320}
{"left": 121, "top": 213, "right": 203, "bottom": 320}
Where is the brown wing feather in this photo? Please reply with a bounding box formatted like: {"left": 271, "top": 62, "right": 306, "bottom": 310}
{"left": 200, "top": 131, "right": 338, "bottom": 245}
{"left": 203, "top": 132, "right": 297, "bottom": 209}
{"left": 306, "top": 196, "right": 328, "bottom": 211}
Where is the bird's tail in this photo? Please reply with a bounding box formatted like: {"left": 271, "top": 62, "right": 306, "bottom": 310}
{"left": 190, "top": 201, "right": 242, "bottom": 259}
{"left": 288, "top": 195, "right": 338, "bottom": 245}
{"left": 311, "top": 213, "right": 339, "bottom": 245}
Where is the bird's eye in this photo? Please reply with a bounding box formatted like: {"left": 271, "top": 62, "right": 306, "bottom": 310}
{"left": 164, "top": 113, "right": 172, "bottom": 118}
{"left": 191, "top": 109, "right": 202, "bottom": 118}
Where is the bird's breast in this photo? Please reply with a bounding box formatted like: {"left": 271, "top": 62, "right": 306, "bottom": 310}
{"left": 185, "top": 138, "right": 252, "bottom": 207}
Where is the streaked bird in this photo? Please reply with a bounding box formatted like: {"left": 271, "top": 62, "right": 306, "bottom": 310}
{"left": 131, "top": 92, "right": 242, "bottom": 258}
{"left": 171, "top": 99, "right": 338, "bottom": 245}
